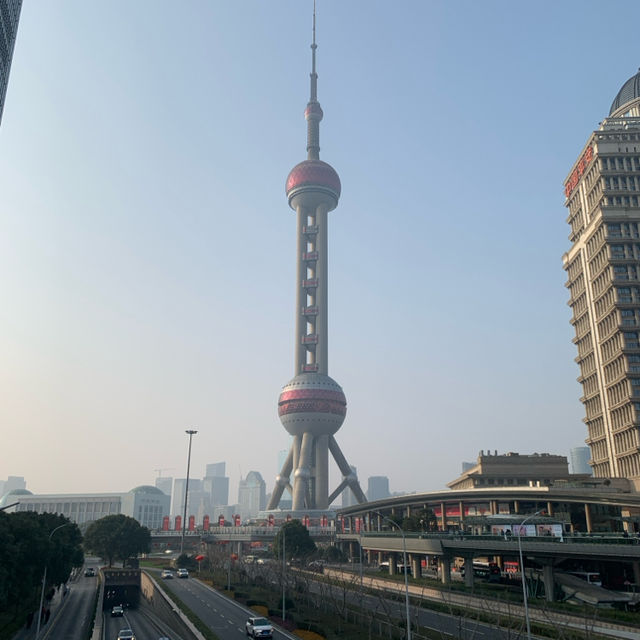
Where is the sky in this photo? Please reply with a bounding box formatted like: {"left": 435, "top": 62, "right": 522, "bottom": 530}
{"left": 1, "top": 1, "right": 639, "bottom": 503}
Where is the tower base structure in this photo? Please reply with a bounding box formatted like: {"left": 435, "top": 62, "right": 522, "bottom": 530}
{"left": 267, "top": 373, "right": 367, "bottom": 512}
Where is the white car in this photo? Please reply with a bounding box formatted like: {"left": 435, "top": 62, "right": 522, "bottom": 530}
{"left": 176, "top": 568, "right": 189, "bottom": 578}
{"left": 245, "top": 616, "right": 273, "bottom": 638}
{"left": 160, "top": 570, "right": 173, "bottom": 579}
{"left": 117, "top": 630, "right": 135, "bottom": 640}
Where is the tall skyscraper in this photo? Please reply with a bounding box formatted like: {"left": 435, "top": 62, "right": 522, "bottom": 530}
{"left": 171, "top": 478, "right": 202, "bottom": 517}
{"left": 0, "top": 0, "right": 22, "bottom": 126}
{"left": 238, "top": 471, "right": 266, "bottom": 520}
{"left": 155, "top": 475, "right": 173, "bottom": 497}
{"left": 563, "top": 68, "right": 640, "bottom": 485}
{"left": 367, "top": 476, "right": 390, "bottom": 502}
{"left": 205, "top": 462, "right": 226, "bottom": 478}
{"left": 267, "top": 6, "right": 365, "bottom": 514}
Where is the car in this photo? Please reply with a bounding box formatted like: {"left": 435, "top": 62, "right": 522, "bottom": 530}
{"left": 307, "top": 560, "right": 324, "bottom": 573}
{"left": 245, "top": 616, "right": 273, "bottom": 638}
{"left": 84, "top": 567, "right": 96, "bottom": 577}
{"left": 116, "top": 630, "right": 135, "bottom": 640}
{"left": 176, "top": 568, "right": 189, "bottom": 579}
{"left": 160, "top": 570, "right": 173, "bottom": 579}
{"left": 111, "top": 605, "right": 124, "bottom": 617}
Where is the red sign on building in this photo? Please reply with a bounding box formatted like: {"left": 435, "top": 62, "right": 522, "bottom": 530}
{"left": 565, "top": 146, "right": 594, "bottom": 198}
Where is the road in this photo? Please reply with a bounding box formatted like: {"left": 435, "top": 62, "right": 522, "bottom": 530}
{"left": 12, "top": 559, "right": 100, "bottom": 640}
{"left": 104, "top": 605, "right": 179, "bottom": 640}
{"left": 155, "top": 573, "right": 295, "bottom": 640}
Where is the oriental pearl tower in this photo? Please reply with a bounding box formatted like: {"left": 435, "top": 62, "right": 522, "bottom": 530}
{"left": 266, "top": 7, "right": 366, "bottom": 514}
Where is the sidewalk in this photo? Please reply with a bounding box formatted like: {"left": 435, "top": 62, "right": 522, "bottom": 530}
{"left": 12, "top": 572, "right": 76, "bottom": 640}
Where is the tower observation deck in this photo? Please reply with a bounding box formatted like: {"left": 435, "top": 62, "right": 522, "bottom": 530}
{"left": 266, "top": 7, "right": 366, "bottom": 514}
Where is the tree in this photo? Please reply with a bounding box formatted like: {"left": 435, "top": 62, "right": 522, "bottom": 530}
{"left": 274, "top": 520, "right": 316, "bottom": 561}
{"left": 83, "top": 515, "right": 150, "bottom": 567}
{"left": 0, "top": 512, "right": 82, "bottom": 619}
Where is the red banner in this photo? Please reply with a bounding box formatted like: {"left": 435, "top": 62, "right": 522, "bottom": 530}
{"left": 175, "top": 515, "right": 182, "bottom": 531}
{"left": 203, "top": 515, "right": 210, "bottom": 531}
{"left": 188, "top": 515, "right": 195, "bottom": 531}
{"left": 162, "top": 516, "right": 169, "bottom": 531}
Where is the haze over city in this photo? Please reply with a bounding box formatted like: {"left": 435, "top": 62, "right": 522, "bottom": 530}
{"left": 2, "top": 0, "right": 639, "bottom": 500}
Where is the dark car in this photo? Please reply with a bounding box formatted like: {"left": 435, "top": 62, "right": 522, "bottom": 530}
{"left": 84, "top": 567, "right": 96, "bottom": 577}
{"left": 111, "top": 605, "right": 124, "bottom": 617}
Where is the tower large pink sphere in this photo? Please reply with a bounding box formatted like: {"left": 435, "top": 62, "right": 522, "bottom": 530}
{"left": 278, "top": 373, "right": 346, "bottom": 437}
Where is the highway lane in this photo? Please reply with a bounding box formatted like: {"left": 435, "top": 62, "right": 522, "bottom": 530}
{"left": 38, "top": 560, "right": 100, "bottom": 640}
{"left": 104, "top": 605, "right": 180, "bottom": 640}
{"left": 156, "top": 575, "right": 295, "bottom": 640}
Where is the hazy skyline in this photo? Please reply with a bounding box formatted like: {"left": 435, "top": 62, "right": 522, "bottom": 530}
{"left": 2, "top": 1, "right": 638, "bottom": 502}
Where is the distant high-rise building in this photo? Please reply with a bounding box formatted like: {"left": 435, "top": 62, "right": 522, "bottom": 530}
{"left": 0, "top": 0, "right": 22, "bottom": 126}
{"left": 0, "top": 475, "right": 26, "bottom": 496}
{"left": 238, "top": 471, "right": 266, "bottom": 520}
{"left": 203, "top": 475, "right": 229, "bottom": 507}
{"left": 206, "top": 462, "right": 226, "bottom": 478}
{"left": 570, "top": 446, "right": 592, "bottom": 475}
{"left": 203, "top": 461, "right": 229, "bottom": 510}
{"left": 367, "top": 476, "right": 390, "bottom": 502}
{"left": 171, "top": 478, "right": 202, "bottom": 517}
{"left": 155, "top": 476, "right": 173, "bottom": 497}
{"left": 562, "top": 68, "right": 640, "bottom": 484}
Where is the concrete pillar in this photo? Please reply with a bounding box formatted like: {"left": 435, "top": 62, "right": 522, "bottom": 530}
{"left": 377, "top": 550, "right": 383, "bottom": 565}
{"left": 440, "top": 555, "right": 451, "bottom": 585}
{"left": 514, "top": 500, "right": 520, "bottom": 514}
{"left": 546, "top": 501, "right": 554, "bottom": 517}
{"left": 389, "top": 554, "right": 397, "bottom": 576}
{"left": 410, "top": 554, "right": 420, "bottom": 579}
{"left": 585, "top": 503, "right": 593, "bottom": 533}
{"left": 463, "top": 555, "right": 474, "bottom": 588}
{"left": 459, "top": 500, "right": 465, "bottom": 530}
{"left": 541, "top": 561, "right": 555, "bottom": 602}
{"left": 349, "top": 541, "right": 355, "bottom": 560}
{"left": 490, "top": 500, "right": 497, "bottom": 515}
{"left": 440, "top": 502, "right": 446, "bottom": 531}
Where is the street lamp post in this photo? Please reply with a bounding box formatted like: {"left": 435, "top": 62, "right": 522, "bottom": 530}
{"left": 281, "top": 526, "right": 286, "bottom": 623}
{"left": 517, "top": 510, "right": 544, "bottom": 640}
{"left": 181, "top": 429, "right": 198, "bottom": 555}
{"left": 36, "top": 523, "right": 70, "bottom": 638}
{"left": 375, "top": 512, "right": 411, "bottom": 640}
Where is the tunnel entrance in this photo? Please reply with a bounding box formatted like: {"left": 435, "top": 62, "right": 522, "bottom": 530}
{"left": 102, "top": 568, "right": 141, "bottom": 609}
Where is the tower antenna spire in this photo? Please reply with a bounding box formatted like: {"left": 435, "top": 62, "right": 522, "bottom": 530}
{"left": 306, "top": 0, "right": 322, "bottom": 159}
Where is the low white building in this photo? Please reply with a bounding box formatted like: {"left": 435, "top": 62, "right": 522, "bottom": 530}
{"left": 0, "top": 485, "right": 169, "bottom": 529}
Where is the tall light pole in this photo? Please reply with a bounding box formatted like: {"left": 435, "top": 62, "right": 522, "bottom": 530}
{"left": 281, "top": 526, "right": 286, "bottom": 623}
{"left": 36, "top": 522, "right": 70, "bottom": 638}
{"left": 180, "top": 429, "right": 198, "bottom": 555}
{"left": 517, "top": 510, "right": 544, "bottom": 640}
{"left": 374, "top": 512, "right": 411, "bottom": 640}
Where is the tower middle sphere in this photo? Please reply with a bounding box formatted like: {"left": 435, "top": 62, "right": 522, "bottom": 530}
{"left": 278, "top": 373, "right": 346, "bottom": 437}
{"left": 286, "top": 159, "right": 341, "bottom": 211}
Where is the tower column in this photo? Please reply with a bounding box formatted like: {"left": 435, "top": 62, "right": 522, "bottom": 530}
{"left": 316, "top": 206, "right": 329, "bottom": 374}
